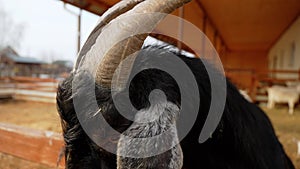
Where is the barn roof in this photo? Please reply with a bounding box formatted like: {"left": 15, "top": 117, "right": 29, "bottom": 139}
{"left": 0, "top": 47, "right": 45, "bottom": 65}
{"left": 59, "top": 0, "right": 300, "bottom": 53}
{"left": 6, "top": 53, "right": 44, "bottom": 64}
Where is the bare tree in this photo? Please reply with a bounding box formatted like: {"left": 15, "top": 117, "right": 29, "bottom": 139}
{"left": 0, "top": 5, "right": 24, "bottom": 49}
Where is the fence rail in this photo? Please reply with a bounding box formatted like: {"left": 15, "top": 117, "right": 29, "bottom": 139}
{"left": 225, "top": 69, "right": 300, "bottom": 102}
{"left": 0, "top": 122, "right": 65, "bottom": 168}
{"left": 0, "top": 76, "right": 58, "bottom": 103}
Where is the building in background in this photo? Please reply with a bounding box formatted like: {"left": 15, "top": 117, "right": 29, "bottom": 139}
{"left": 268, "top": 16, "right": 300, "bottom": 79}
{"left": 0, "top": 46, "right": 45, "bottom": 77}
{"left": 0, "top": 46, "right": 73, "bottom": 79}
{"left": 42, "top": 60, "right": 73, "bottom": 79}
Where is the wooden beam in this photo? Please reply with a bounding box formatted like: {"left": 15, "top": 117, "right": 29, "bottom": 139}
{"left": 11, "top": 76, "right": 57, "bottom": 83}
{"left": 0, "top": 123, "right": 65, "bottom": 168}
{"left": 195, "top": 0, "right": 227, "bottom": 50}
{"left": 259, "top": 69, "right": 300, "bottom": 74}
{"left": 61, "top": 0, "right": 86, "bottom": 9}
{"left": 61, "top": 0, "right": 105, "bottom": 16}
{"left": 85, "top": 0, "right": 111, "bottom": 9}
{"left": 213, "top": 30, "right": 218, "bottom": 47}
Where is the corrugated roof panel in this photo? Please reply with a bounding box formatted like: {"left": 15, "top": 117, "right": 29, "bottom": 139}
{"left": 5, "top": 53, "right": 45, "bottom": 64}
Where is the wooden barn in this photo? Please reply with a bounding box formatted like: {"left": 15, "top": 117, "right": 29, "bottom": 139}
{"left": 60, "top": 0, "right": 300, "bottom": 102}
{"left": 0, "top": 46, "right": 45, "bottom": 77}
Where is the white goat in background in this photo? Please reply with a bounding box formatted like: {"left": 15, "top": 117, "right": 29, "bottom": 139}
{"left": 267, "top": 85, "right": 300, "bottom": 115}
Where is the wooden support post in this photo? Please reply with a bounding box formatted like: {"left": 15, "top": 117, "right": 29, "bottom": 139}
{"left": 202, "top": 15, "right": 207, "bottom": 57}
{"left": 250, "top": 70, "right": 258, "bottom": 102}
{"left": 177, "top": 6, "right": 185, "bottom": 52}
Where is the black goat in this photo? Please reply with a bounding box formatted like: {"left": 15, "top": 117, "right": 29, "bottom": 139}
{"left": 57, "top": 46, "right": 294, "bottom": 169}
{"left": 56, "top": 0, "right": 294, "bottom": 168}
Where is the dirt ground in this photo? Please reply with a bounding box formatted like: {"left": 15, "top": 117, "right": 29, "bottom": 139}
{"left": 0, "top": 99, "right": 61, "bottom": 132}
{"left": 261, "top": 105, "right": 300, "bottom": 169}
{"left": 0, "top": 152, "right": 52, "bottom": 169}
{"left": 0, "top": 100, "right": 299, "bottom": 168}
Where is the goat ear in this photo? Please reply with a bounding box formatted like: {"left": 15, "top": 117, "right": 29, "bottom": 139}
{"left": 116, "top": 101, "right": 183, "bottom": 169}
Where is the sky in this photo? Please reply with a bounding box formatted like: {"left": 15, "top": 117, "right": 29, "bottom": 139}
{"left": 0, "top": 0, "right": 195, "bottom": 64}
{"left": 0, "top": 0, "right": 99, "bottom": 63}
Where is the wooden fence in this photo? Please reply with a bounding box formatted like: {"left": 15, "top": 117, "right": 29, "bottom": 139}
{"left": 0, "top": 77, "right": 64, "bottom": 167}
{"left": 0, "top": 122, "right": 65, "bottom": 168}
{"left": 225, "top": 69, "right": 300, "bottom": 102}
{"left": 0, "top": 76, "right": 58, "bottom": 103}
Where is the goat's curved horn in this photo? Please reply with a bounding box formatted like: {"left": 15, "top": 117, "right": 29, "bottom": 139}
{"left": 75, "top": 0, "right": 146, "bottom": 70}
{"left": 77, "top": 0, "right": 191, "bottom": 87}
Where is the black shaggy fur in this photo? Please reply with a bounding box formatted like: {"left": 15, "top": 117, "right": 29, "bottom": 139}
{"left": 57, "top": 46, "right": 294, "bottom": 169}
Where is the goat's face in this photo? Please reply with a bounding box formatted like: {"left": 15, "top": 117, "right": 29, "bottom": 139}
{"left": 57, "top": 49, "right": 184, "bottom": 168}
